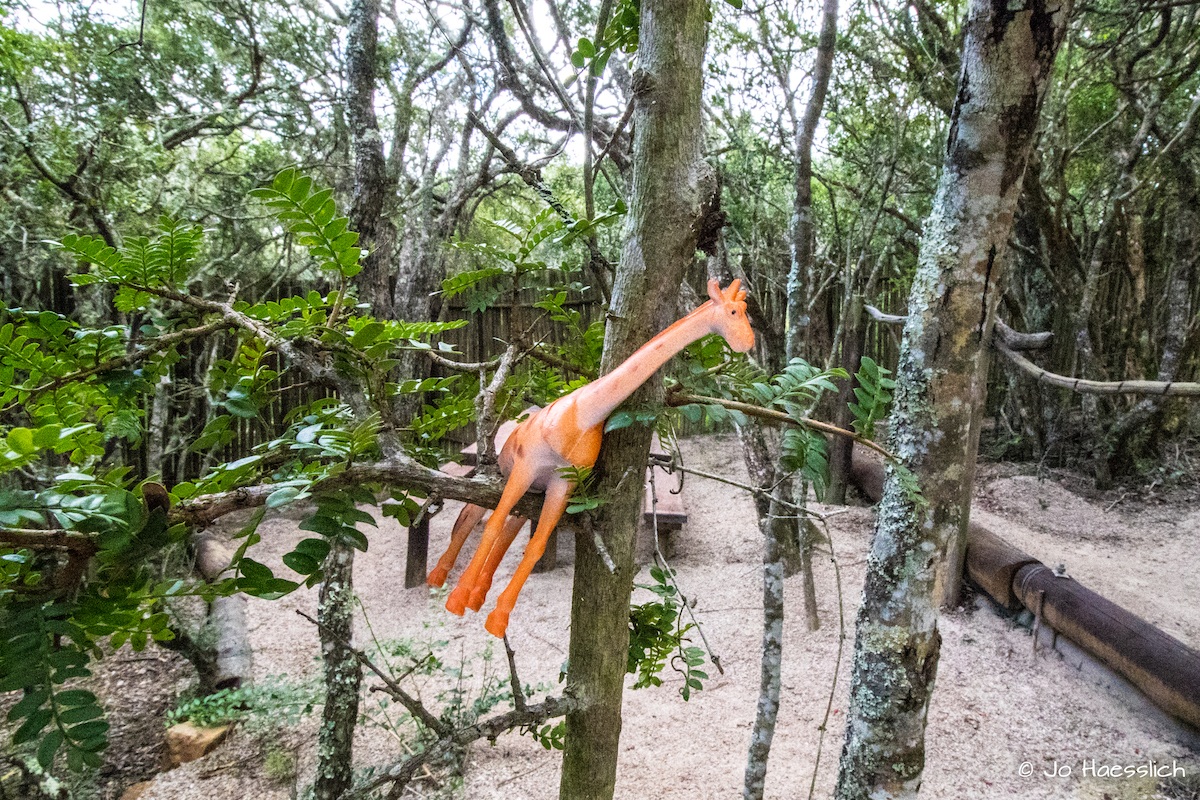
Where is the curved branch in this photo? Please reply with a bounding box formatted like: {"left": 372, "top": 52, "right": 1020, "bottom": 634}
{"left": 172, "top": 453, "right": 548, "bottom": 529}
{"left": 995, "top": 343, "right": 1200, "bottom": 396}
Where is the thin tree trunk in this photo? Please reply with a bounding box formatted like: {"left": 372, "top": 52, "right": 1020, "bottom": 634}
{"left": 346, "top": 0, "right": 397, "bottom": 322}
{"left": 785, "top": 0, "right": 839, "bottom": 366}
{"left": 742, "top": 495, "right": 783, "bottom": 800}
{"left": 314, "top": 541, "right": 359, "bottom": 800}
{"left": 826, "top": 293, "right": 864, "bottom": 504}
{"left": 146, "top": 373, "right": 172, "bottom": 479}
{"left": 558, "top": 1, "right": 710, "bottom": 797}
{"left": 835, "top": 2, "right": 1070, "bottom": 798}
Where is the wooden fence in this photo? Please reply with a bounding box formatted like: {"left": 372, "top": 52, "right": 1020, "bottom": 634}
{"left": 178, "top": 280, "right": 914, "bottom": 482}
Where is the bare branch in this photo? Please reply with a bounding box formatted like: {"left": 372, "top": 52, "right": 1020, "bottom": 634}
{"left": 664, "top": 391, "right": 897, "bottom": 461}
{"left": 995, "top": 343, "right": 1200, "bottom": 396}
{"left": 296, "top": 609, "right": 448, "bottom": 736}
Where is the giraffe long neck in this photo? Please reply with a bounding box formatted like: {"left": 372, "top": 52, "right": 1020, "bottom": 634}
{"left": 573, "top": 302, "right": 715, "bottom": 431}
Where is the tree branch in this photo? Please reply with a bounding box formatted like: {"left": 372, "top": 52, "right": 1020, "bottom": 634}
{"left": 296, "top": 609, "right": 448, "bottom": 736}
{"left": 995, "top": 342, "right": 1200, "bottom": 396}
{"left": 663, "top": 391, "right": 897, "bottom": 461}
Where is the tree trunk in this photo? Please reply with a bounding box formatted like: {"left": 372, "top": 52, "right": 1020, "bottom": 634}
{"left": 826, "top": 293, "right": 864, "bottom": 504}
{"left": 146, "top": 373, "right": 172, "bottom": 479}
{"left": 742, "top": 484, "right": 786, "bottom": 800}
{"left": 314, "top": 541, "right": 360, "bottom": 800}
{"left": 346, "top": 0, "right": 397, "bottom": 322}
{"left": 785, "top": 0, "right": 839, "bottom": 366}
{"left": 558, "top": 1, "right": 710, "bottom": 797}
{"left": 1107, "top": 160, "right": 1199, "bottom": 458}
{"left": 834, "top": 2, "right": 1070, "bottom": 798}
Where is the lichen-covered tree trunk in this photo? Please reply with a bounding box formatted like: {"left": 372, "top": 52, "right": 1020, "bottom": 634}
{"left": 314, "top": 541, "right": 360, "bottom": 800}
{"left": 834, "top": 3, "right": 1071, "bottom": 798}
{"left": 741, "top": 485, "right": 785, "bottom": 800}
{"left": 558, "top": 1, "right": 710, "bottom": 797}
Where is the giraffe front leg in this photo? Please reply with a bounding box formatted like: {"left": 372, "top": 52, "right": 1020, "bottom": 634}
{"left": 428, "top": 503, "right": 487, "bottom": 588}
{"left": 445, "top": 466, "right": 535, "bottom": 616}
{"left": 485, "top": 478, "right": 573, "bottom": 638}
{"left": 467, "top": 514, "right": 528, "bottom": 611}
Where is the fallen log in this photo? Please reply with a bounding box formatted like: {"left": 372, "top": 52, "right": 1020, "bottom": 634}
{"left": 193, "top": 532, "right": 253, "bottom": 690}
{"left": 847, "top": 446, "right": 1200, "bottom": 730}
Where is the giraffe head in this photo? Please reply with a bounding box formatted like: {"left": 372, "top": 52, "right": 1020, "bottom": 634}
{"left": 706, "top": 278, "right": 755, "bottom": 353}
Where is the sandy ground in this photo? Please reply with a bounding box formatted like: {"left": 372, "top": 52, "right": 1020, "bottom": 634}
{"left": 79, "top": 436, "right": 1200, "bottom": 798}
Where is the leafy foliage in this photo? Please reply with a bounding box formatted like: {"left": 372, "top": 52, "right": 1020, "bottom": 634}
{"left": 627, "top": 566, "right": 708, "bottom": 701}
{"left": 0, "top": 170, "right": 473, "bottom": 775}
{"left": 848, "top": 356, "right": 895, "bottom": 440}
{"left": 166, "top": 676, "right": 321, "bottom": 729}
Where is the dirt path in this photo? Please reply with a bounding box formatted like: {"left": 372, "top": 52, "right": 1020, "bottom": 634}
{"left": 127, "top": 436, "right": 1200, "bottom": 799}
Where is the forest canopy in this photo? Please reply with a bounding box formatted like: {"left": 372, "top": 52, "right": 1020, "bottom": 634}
{"left": 1, "top": 0, "right": 1197, "bottom": 797}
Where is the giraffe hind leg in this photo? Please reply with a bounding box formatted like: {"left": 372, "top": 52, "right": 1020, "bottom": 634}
{"left": 428, "top": 503, "right": 487, "bottom": 588}
{"left": 445, "top": 465, "right": 535, "bottom": 616}
{"left": 485, "top": 478, "right": 573, "bottom": 638}
{"left": 467, "top": 514, "right": 527, "bottom": 611}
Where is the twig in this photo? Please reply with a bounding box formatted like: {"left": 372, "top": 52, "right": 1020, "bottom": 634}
{"left": 527, "top": 345, "right": 598, "bottom": 380}
{"left": 22, "top": 318, "right": 233, "bottom": 403}
{"left": 423, "top": 350, "right": 503, "bottom": 372}
{"left": 807, "top": 516, "right": 847, "bottom": 800}
{"left": 863, "top": 304, "right": 907, "bottom": 325}
{"left": 502, "top": 634, "right": 527, "bottom": 712}
{"left": 1031, "top": 589, "right": 1047, "bottom": 656}
{"left": 648, "top": 467, "right": 723, "bottom": 675}
{"left": 344, "top": 692, "right": 583, "bottom": 799}
{"left": 0, "top": 527, "right": 98, "bottom": 554}
{"left": 295, "top": 609, "right": 448, "bottom": 736}
{"left": 664, "top": 392, "right": 897, "bottom": 461}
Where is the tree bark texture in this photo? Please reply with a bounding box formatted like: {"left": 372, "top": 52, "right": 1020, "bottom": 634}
{"left": 558, "top": 1, "right": 710, "bottom": 797}
{"left": 785, "top": 0, "right": 838, "bottom": 366}
{"left": 834, "top": 2, "right": 1070, "bottom": 799}
{"left": 346, "top": 0, "right": 398, "bottom": 322}
{"left": 742, "top": 488, "right": 784, "bottom": 800}
{"left": 314, "top": 541, "right": 361, "bottom": 800}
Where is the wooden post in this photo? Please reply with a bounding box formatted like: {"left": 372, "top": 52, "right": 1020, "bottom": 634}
{"left": 404, "top": 517, "right": 429, "bottom": 589}
{"left": 533, "top": 527, "right": 558, "bottom": 573}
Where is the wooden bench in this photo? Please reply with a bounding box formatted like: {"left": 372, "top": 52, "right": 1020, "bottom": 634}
{"left": 405, "top": 436, "right": 689, "bottom": 586}
{"left": 643, "top": 438, "right": 686, "bottom": 557}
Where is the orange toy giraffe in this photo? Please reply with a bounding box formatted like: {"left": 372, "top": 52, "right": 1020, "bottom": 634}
{"left": 433, "top": 279, "right": 755, "bottom": 638}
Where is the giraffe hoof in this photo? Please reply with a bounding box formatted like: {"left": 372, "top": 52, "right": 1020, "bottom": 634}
{"left": 427, "top": 566, "right": 448, "bottom": 588}
{"left": 484, "top": 608, "right": 509, "bottom": 638}
{"left": 445, "top": 586, "right": 470, "bottom": 616}
{"left": 466, "top": 586, "right": 488, "bottom": 612}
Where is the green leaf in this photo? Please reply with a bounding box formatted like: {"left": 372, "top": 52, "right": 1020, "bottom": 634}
{"left": 55, "top": 689, "right": 96, "bottom": 707}
{"left": 66, "top": 719, "right": 109, "bottom": 741}
{"left": 604, "top": 411, "right": 634, "bottom": 432}
{"left": 37, "top": 728, "right": 63, "bottom": 768}
{"left": 13, "top": 708, "right": 52, "bottom": 744}
{"left": 6, "top": 427, "right": 35, "bottom": 454}
{"left": 576, "top": 37, "right": 595, "bottom": 57}
{"left": 350, "top": 321, "right": 385, "bottom": 348}
{"left": 282, "top": 551, "right": 319, "bottom": 575}
{"left": 266, "top": 486, "right": 302, "bottom": 509}
{"left": 7, "top": 688, "right": 49, "bottom": 722}
{"left": 59, "top": 705, "right": 103, "bottom": 725}
{"left": 294, "top": 538, "right": 331, "bottom": 561}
